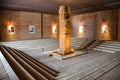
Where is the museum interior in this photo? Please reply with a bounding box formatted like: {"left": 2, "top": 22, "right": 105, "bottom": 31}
{"left": 0, "top": 0, "right": 120, "bottom": 80}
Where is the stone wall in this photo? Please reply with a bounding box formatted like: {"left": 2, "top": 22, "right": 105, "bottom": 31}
{"left": 94, "top": 10, "right": 117, "bottom": 40}
{"left": 71, "top": 10, "right": 118, "bottom": 40}
{"left": 0, "top": 10, "right": 59, "bottom": 41}
{"left": 0, "top": 9, "right": 120, "bottom": 41}
{"left": 118, "top": 9, "right": 120, "bottom": 40}
{"left": 71, "top": 13, "right": 95, "bottom": 38}
{"left": 0, "top": 11, "right": 41, "bottom": 41}
{"left": 43, "top": 14, "right": 59, "bottom": 38}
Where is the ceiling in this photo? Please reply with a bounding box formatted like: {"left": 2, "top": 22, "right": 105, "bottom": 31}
{"left": 0, "top": 0, "right": 120, "bottom": 14}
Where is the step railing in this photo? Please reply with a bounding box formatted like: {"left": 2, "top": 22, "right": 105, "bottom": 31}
{"left": 0, "top": 45, "right": 59, "bottom": 80}
{"left": 0, "top": 46, "right": 31, "bottom": 80}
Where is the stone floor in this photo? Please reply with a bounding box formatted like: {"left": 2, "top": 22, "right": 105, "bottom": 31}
{"left": 0, "top": 59, "right": 9, "bottom": 80}
{"left": 0, "top": 51, "right": 18, "bottom": 80}
{"left": 0, "top": 49, "right": 120, "bottom": 80}
{"left": 30, "top": 50, "right": 120, "bottom": 80}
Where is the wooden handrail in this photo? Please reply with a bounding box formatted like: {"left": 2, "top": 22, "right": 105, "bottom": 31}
{"left": 16, "top": 50, "right": 59, "bottom": 75}
{"left": 3, "top": 46, "right": 47, "bottom": 80}
{"left": 7, "top": 47, "right": 56, "bottom": 80}
{"left": 0, "top": 46, "right": 31, "bottom": 80}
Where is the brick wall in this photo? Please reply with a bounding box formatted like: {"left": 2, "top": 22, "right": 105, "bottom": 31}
{"left": 0, "top": 11, "right": 41, "bottom": 41}
{"left": 43, "top": 14, "right": 59, "bottom": 38}
{"left": 94, "top": 10, "right": 117, "bottom": 40}
{"left": 0, "top": 11, "right": 59, "bottom": 41}
{"left": 71, "top": 10, "right": 118, "bottom": 40}
{"left": 71, "top": 13, "right": 95, "bottom": 38}
{"left": 0, "top": 9, "right": 120, "bottom": 41}
{"left": 118, "top": 9, "right": 120, "bottom": 40}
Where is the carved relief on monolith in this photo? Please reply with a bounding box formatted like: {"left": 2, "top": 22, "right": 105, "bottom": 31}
{"left": 59, "top": 6, "right": 71, "bottom": 55}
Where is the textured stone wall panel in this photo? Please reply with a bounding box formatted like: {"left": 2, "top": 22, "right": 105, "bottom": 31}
{"left": 71, "top": 10, "right": 118, "bottom": 40}
{"left": 43, "top": 14, "right": 59, "bottom": 38}
{"left": 118, "top": 9, "right": 120, "bottom": 40}
{"left": 0, "top": 10, "right": 41, "bottom": 41}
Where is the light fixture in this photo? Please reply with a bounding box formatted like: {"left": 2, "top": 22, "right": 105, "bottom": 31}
{"left": 8, "top": 25, "right": 15, "bottom": 34}
{"left": 79, "top": 25, "right": 84, "bottom": 33}
{"left": 8, "top": 15, "right": 15, "bottom": 34}
{"left": 102, "top": 18, "right": 107, "bottom": 34}
{"left": 102, "top": 24, "right": 107, "bottom": 33}
{"left": 79, "top": 21, "right": 84, "bottom": 33}
{"left": 52, "top": 25, "right": 57, "bottom": 33}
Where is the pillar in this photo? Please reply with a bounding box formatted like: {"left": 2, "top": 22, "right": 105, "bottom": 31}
{"left": 59, "top": 6, "right": 71, "bottom": 55}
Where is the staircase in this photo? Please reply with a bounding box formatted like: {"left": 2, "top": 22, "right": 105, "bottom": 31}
{"left": 93, "top": 41, "right": 120, "bottom": 53}
{"left": 71, "top": 39, "right": 94, "bottom": 51}
{"left": 87, "top": 40, "right": 104, "bottom": 50}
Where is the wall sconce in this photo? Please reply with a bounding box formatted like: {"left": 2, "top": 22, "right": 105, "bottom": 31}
{"left": 7, "top": 15, "right": 15, "bottom": 34}
{"left": 8, "top": 25, "right": 15, "bottom": 34}
{"left": 102, "top": 24, "right": 107, "bottom": 33}
{"left": 52, "top": 25, "right": 57, "bottom": 33}
{"left": 79, "top": 21, "right": 84, "bottom": 33}
{"left": 79, "top": 25, "right": 84, "bottom": 33}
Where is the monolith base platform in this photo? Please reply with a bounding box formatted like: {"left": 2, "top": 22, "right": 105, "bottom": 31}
{"left": 49, "top": 50, "right": 88, "bottom": 60}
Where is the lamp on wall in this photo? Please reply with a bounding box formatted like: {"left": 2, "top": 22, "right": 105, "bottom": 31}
{"left": 79, "top": 25, "right": 84, "bottom": 33}
{"left": 8, "top": 25, "right": 15, "bottom": 34}
{"left": 102, "top": 24, "right": 107, "bottom": 33}
{"left": 79, "top": 21, "right": 84, "bottom": 33}
{"left": 102, "top": 18, "right": 108, "bottom": 34}
{"left": 52, "top": 25, "right": 57, "bottom": 33}
{"left": 8, "top": 15, "right": 15, "bottom": 34}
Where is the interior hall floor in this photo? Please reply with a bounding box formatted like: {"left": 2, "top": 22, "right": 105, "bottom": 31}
{"left": 22, "top": 49, "right": 120, "bottom": 80}
{"left": 0, "top": 44, "right": 120, "bottom": 80}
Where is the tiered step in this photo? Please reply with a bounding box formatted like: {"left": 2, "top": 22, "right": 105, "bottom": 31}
{"left": 70, "top": 38, "right": 86, "bottom": 46}
{"left": 93, "top": 41, "right": 120, "bottom": 53}
{"left": 87, "top": 40, "right": 104, "bottom": 50}
{"left": 71, "top": 39, "right": 93, "bottom": 51}
{"left": 0, "top": 39, "right": 59, "bottom": 51}
{"left": 0, "top": 45, "right": 59, "bottom": 80}
{"left": 1, "top": 38, "right": 92, "bottom": 53}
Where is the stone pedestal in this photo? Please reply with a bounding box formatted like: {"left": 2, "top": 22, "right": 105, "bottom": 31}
{"left": 59, "top": 6, "right": 71, "bottom": 55}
